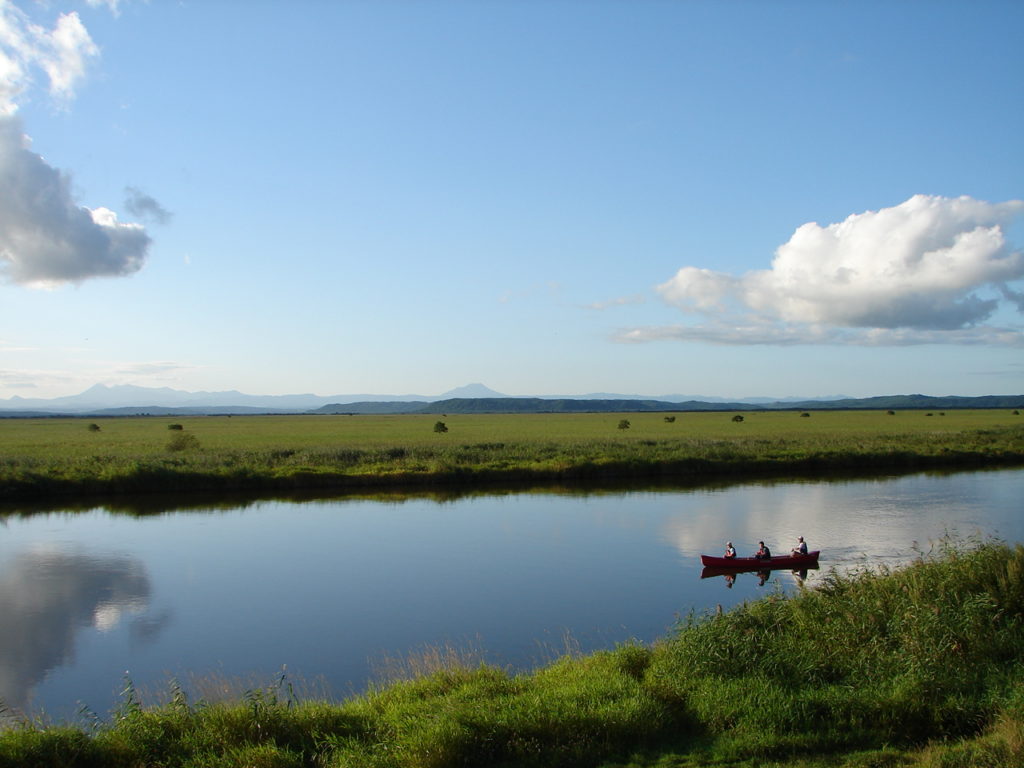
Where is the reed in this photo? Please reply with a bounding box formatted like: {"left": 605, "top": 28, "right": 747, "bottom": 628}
{"left": 1, "top": 539, "right": 1021, "bottom": 768}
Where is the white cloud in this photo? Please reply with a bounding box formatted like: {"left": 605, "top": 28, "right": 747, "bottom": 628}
{"left": 114, "top": 361, "right": 195, "bottom": 377}
{"left": 642, "top": 195, "right": 1024, "bottom": 346}
{"left": 0, "top": 1, "right": 98, "bottom": 114}
{"left": 86, "top": 0, "right": 123, "bottom": 17}
{"left": 0, "top": 116, "right": 151, "bottom": 286}
{"left": 0, "top": 359, "right": 198, "bottom": 399}
{"left": 0, "top": 338, "right": 35, "bottom": 352}
{"left": 40, "top": 10, "right": 98, "bottom": 103}
{"left": 0, "top": 5, "right": 155, "bottom": 287}
{"left": 0, "top": 366, "right": 77, "bottom": 392}
{"left": 615, "top": 323, "right": 1024, "bottom": 348}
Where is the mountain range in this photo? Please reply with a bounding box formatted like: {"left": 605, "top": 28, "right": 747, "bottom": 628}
{"left": 0, "top": 383, "right": 1021, "bottom": 417}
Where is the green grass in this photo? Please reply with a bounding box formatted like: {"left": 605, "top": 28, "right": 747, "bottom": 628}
{"left": 1, "top": 410, "right": 1022, "bottom": 499}
{"left": 2, "top": 539, "right": 1021, "bottom": 767}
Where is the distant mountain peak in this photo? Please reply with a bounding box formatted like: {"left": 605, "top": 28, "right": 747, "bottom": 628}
{"left": 440, "top": 383, "right": 508, "bottom": 398}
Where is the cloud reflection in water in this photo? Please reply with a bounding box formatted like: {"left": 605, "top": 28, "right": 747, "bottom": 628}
{"left": 659, "top": 474, "right": 998, "bottom": 587}
{"left": 0, "top": 548, "right": 155, "bottom": 712}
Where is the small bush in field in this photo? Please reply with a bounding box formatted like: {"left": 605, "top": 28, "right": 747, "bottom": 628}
{"left": 617, "top": 419, "right": 631, "bottom": 430}
{"left": 166, "top": 432, "right": 200, "bottom": 452}
{"left": 88, "top": 423, "right": 101, "bottom": 432}
{"left": 433, "top": 421, "right": 448, "bottom": 434}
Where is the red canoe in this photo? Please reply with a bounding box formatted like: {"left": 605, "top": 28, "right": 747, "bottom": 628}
{"left": 700, "top": 551, "right": 820, "bottom": 569}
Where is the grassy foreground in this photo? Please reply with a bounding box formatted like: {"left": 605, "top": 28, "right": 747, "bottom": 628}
{"left": 1, "top": 410, "right": 1022, "bottom": 499}
{"left": 1, "top": 539, "right": 1022, "bottom": 767}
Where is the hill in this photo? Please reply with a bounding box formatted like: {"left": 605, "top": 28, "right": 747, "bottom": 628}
{"left": 311, "top": 393, "right": 1024, "bottom": 415}
{"left": 1, "top": 382, "right": 1021, "bottom": 417}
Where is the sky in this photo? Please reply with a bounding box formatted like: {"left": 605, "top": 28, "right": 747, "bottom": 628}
{"left": 1, "top": 0, "right": 1022, "bottom": 401}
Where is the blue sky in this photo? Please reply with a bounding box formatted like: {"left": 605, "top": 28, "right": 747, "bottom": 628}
{"left": 1, "top": 0, "right": 1022, "bottom": 400}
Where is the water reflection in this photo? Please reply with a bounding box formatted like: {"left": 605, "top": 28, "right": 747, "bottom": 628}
{"left": 701, "top": 564, "right": 819, "bottom": 589}
{"left": 700, "top": 563, "right": 820, "bottom": 579}
{"left": 0, "top": 467, "right": 985, "bottom": 520}
{"left": 0, "top": 468, "right": 1019, "bottom": 722}
{"left": 658, "top": 471, "right": 1009, "bottom": 578}
{"left": 0, "top": 549, "right": 156, "bottom": 712}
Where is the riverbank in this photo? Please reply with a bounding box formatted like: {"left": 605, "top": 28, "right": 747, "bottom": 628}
{"left": 2, "top": 539, "right": 1021, "bottom": 767}
{"left": 1, "top": 412, "right": 1022, "bottom": 500}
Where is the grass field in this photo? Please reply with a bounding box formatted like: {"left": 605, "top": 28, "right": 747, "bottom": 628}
{"left": 2, "top": 539, "right": 1021, "bottom": 767}
{"left": 1, "top": 410, "right": 1022, "bottom": 499}
{"left": 3, "top": 409, "right": 1022, "bottom": 453}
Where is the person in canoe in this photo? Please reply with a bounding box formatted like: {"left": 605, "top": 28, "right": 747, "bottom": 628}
{"left": 724, "top": 541, "right": 736, "bottom": 559}
{"left": 754, "top": 540, "right": 771, "bottom": 560}
{"left": 791, "top": 536, "right": 808, "bottom": 556}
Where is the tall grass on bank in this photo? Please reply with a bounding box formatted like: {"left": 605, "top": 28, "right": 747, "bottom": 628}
{"left": 646, "top": 536, "right": 1024, "bottom": 757}
{"left": 2, "top": 540, "right": 1022, "bottom": 768}
{"left": 1, "top": 415, "right": 1022, "bottom": 499}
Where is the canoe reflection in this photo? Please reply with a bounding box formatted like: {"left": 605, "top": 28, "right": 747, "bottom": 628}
{"left": 701, "top": 563, "right": 819, "bottom": 587}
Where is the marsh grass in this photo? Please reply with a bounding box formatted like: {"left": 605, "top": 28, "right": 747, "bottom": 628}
{"left": 1, "top": 412, "right": 1022, "bottom": 499}
{"left": 1, "top": 540, "right": 1021, "bottom": 768}
{"left": 368, "top": 640, "right": 490, "bottom": 689}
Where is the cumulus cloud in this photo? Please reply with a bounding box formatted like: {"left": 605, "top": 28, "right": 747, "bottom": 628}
{"left": 0, "top": 1, "right": 98, "bottom": 114}
{"left": 616, "top": 323, "right": 1024, "bottom": 348}
{"left": 0, "top": 3, "right": 153, "bottom": 287}
{"left": 0, "top": 116, "right": 151, "bottom": 286}
{"left": 638, "top": 195, "right": 1024, "bottom": 346}
{"left": 124, "top": 186, "right": 172, "bottom": 225}
{"left": 1001, "top": 284, "right": 1024, "bottom": 313}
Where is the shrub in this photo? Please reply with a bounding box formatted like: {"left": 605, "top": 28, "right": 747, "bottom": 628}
{"left": 664, "top": 416, "right": 676, "bottom": 423}
{"left": 732, "top": 414, "right": 744, "bottom": 422}
{"left": 433, "top": 421, "right": 448, "bottom": 434}
{"left": 166, "top": 432, "right": 200, "bottom": 452}
{"left": 168, "top": 424, "right": 184, "bottom": 431}
{"left": 617, "top": 419, "right": 631, "bottom": 430}
{"left": 800, "top": 412, "right": 810, "bottom": 418}
{"left": 87, "top": 423, "right": 101, "bottom": 432}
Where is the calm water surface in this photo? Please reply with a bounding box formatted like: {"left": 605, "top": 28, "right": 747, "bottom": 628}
{"left": 2, "top": 468, "right": 1021, "bottom": 720}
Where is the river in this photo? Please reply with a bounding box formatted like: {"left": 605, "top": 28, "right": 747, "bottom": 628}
{"left": 1, "top": 467, "right": 1021, "bottom": 721}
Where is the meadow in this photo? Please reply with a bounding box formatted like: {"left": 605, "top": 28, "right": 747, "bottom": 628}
{"left": 1, "top": 538, "right": 1021, "bottom": 767}
{"left": 1, "top": 410, "right": 1022, "bottom": 499}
